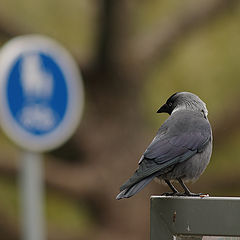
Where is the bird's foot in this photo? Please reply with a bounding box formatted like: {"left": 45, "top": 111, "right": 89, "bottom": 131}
{"left": 183, "top": 192, "right": 209, "bottom": 197}
{"left": 162, "top": 190, "right": 209, "bottom": 198}
{"left": 162, "top": 192, "right": 209, "bottom": 197}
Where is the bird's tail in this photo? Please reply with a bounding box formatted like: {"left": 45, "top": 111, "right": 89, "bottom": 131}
{"left": 116, "top": 174, "right": 156, "bottom": 200}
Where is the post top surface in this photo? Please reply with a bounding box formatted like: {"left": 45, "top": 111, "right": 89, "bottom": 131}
{"left": 151, "top": 195, "right": 240, "bottom": 201}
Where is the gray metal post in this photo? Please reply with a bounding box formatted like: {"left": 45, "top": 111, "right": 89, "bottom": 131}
{"left": 150, "top": 196, "right": 240, "bottom": 240}
{"left": 20, "top": 151, "right": 46, "bottom": 240}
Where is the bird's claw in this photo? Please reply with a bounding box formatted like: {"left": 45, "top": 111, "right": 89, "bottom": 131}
{"left": 199, "top": 193, "right": 209, "bottom": 198}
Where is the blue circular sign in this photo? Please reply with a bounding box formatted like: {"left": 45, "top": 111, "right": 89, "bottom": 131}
{"left": 0, "top": 35, "right": 84, "bottom": 152}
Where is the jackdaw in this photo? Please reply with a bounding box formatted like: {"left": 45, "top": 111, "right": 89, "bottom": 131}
{"left": 116, "top": 92, "right": 212, "bottom": 200}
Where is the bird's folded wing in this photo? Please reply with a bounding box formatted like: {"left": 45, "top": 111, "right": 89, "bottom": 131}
{"left": 120, "top": 120, "right": 211, "bottom": 191}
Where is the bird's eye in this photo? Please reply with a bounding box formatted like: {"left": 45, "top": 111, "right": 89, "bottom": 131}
{"left": 168, "top": 102, "right": 173, "bottom": 107}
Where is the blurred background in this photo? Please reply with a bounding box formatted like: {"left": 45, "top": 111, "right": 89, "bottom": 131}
{"left": 0, "top": 0, "right": 239, "bottom": 239}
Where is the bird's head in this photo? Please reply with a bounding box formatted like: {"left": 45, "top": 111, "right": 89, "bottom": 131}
{"left": 157, "top": 92, "right": 208, "bottom": 118}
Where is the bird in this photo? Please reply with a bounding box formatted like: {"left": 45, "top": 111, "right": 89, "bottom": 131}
{"left": 116, "top": 92, "right": 212, "bottom": 200}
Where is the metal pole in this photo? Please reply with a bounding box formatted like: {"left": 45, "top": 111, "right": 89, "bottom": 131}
{"left": 20, "top": 151, "right": 46, "bottom": 240}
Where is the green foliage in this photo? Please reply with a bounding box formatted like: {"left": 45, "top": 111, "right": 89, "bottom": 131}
{"left": 143, "top": 6, "right": 240, "bottom": 126}
{"left": 46, "top": 191, "right": 94, "bottom": 235}
{"left": 133, "top": 0, "right": 191, "bottom": 34}
{"left": 0, "top": 0, "right": 97, "bottom": 58}
{"left": 0, "top": 177, "right": 19, "bottom": 221}
{"left": 0, "top": 176, "right": 94, "bottom": 236}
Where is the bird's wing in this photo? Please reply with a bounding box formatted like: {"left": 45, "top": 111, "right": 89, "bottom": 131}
{"left": 120, "top": 113, "right": 211, "bottom": 191}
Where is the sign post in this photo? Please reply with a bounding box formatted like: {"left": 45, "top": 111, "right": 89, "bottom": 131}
{"left": 20, "top": 152, "right": 45, "bottom": 240}
{"left": 0, "top": 35, "right": 84, "bottom": 240}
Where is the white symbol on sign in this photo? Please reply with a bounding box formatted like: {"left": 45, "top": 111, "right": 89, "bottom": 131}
{"left": 18, "top": 54, "right": 57, "bottom": 132}
{"left": 21, "top": 54, "right": 53, "bottom": 99}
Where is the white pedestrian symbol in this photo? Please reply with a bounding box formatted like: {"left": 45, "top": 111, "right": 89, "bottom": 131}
{"left": 19, "top": 53, "right": 57, "bottom": 132}
{"left": 21, "top": 54, "right": 53, "bottom": 99}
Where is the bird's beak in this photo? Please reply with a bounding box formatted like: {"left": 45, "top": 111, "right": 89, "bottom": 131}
{"left": 157, "top": 103, "right": 169, "bottom": 113}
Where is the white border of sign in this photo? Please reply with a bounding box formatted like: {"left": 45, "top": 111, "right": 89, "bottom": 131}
{"left": 0, "top": 35, "right": 84, "bottom": 152}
